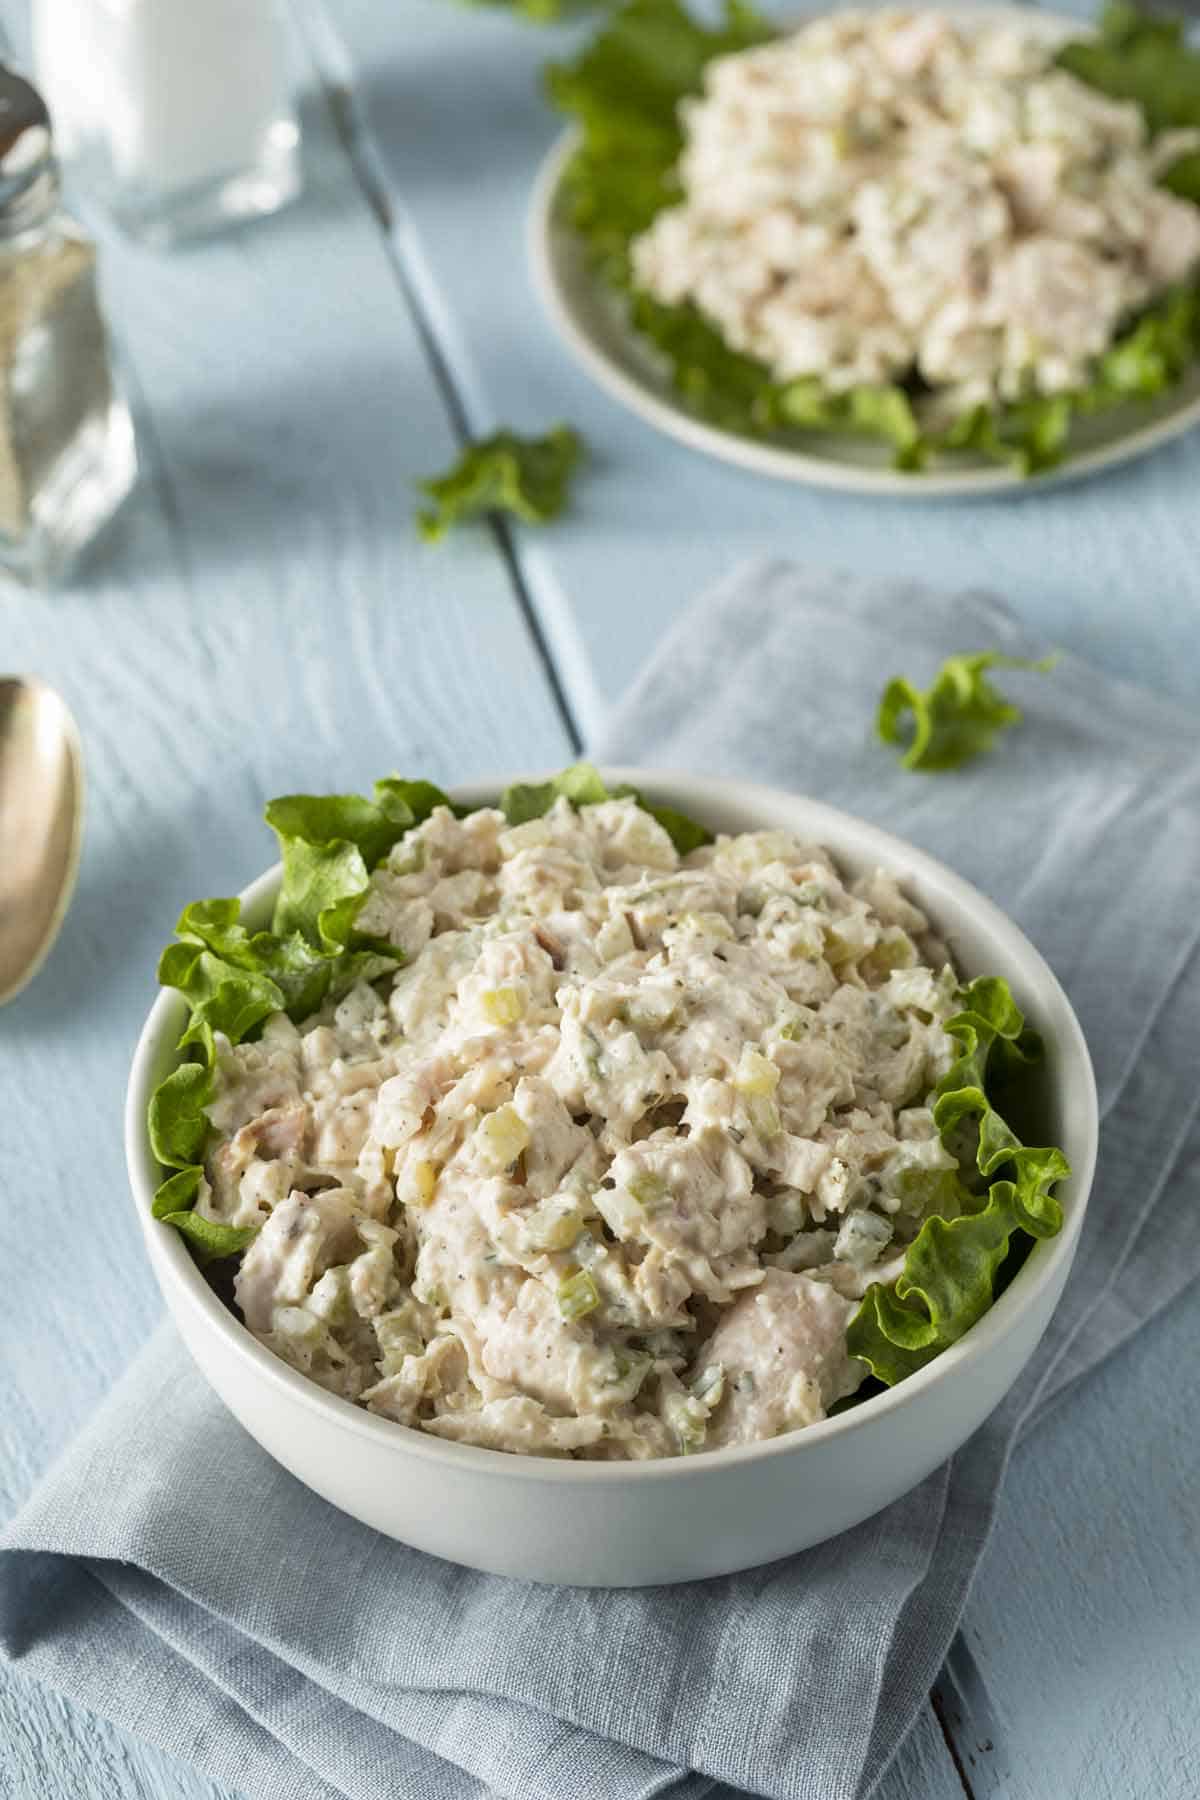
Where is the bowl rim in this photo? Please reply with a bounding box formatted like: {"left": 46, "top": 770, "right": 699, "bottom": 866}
{"left": 126, "top": 766, "right": 1098, "bottom": 1485}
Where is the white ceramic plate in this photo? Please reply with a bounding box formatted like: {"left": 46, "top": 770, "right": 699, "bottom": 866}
{"left": 527, "top": 6, "right": 1200, "bottom": 498}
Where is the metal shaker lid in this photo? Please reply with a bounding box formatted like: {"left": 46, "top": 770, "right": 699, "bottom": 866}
{"left": 0, "top": 68, "right": 56, "bottom": 217}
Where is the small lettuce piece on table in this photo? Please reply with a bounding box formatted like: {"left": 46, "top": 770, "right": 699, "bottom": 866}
{"left": 548, "top": 0, "right": 1200, "bottom": 473}
{"left": 877, "top": 651, "right": 1058, "bottom": 772}
{"left": 416, "top": 427, "right": 584, "bottom": 542}
{"left": 847, "top": 977, "right": 1070, "bottom": 1385}
{"left": 499, "top": 760, "right": 713, "bottom": 854}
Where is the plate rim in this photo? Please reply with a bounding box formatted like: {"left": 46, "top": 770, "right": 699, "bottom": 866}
{"left": 527, "top": 5, "right": 1200, "bottom": 499}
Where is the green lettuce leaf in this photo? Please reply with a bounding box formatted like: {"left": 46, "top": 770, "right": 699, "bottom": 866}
{"left": 1055, "top": 1, "right": 1200, "bottom": 139}
{"left": 548, "top": 0, "right": 1200, "bottom": 474}
{"left": 1164, "top": 152, "right": 1200, "bottom": 206}
{"left": 265, "top": 782, "right": 443, "bottom": 949}
{"left": 148, "top": 775, "right": 456, "bottom": 1253}
{"left": 501, "top": 760, "right": 611, "bottom": 824}
{"left": 847, "top": 977, "right": 1070, "bottom": 1384}
{"left": 166, "top": 901, "right": 397, "bottom": 1031}
{"left": 148, "top": 1062, "right": 213, "bottom": 1170}
{"left": 877, "top": 651, "right": 1058, "bottom": 772}
{"left": 159, "top": 1210, "right": 259, "bottom": 1262}
{"left": 152, "top": 1166, "right": 205, "bottom": 1220}
{"left": 499, "top": 760, "right": 714, "bottom": 853}
{"left": 416, "top": 427, "right": 584, "bottom": 543}
{"left": 633, "top": 796, "right": 712, "bottom": 856}
{"left": 157, "top": 940, "right": 286, "bottom": 1059}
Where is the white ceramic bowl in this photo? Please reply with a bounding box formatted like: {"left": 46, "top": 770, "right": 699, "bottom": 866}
{"left": 126, "top": 771, "right": 1097, "bottom": 1587}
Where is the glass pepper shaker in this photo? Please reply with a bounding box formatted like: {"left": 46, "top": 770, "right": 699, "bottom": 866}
{"left": 0, "top": 69, "right": 137, "bottom": 585}
{"left": 32, "top": 0, "right": 302, "bottom": 247}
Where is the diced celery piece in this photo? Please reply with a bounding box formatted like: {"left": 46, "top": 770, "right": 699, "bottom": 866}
{"left": 476, "top": 1104, "right": 530, "bottom": 1173}
{"left": 692, "top": 1362, "right": 725, "bottom": 1406}
{"left": 664, "top": 1389, "right": 709, "bottom": 1454}
{"left": 734, "top": 1047, "right": 780, "bottom": 1096}
{"left": 627, "top": 1170, "right": 669, "bottom": 1211}
{"left": 833, "top": 1209, "right": 893, "bottom": 1268}
{"left": 482, "top": 986, "right": 525, "bottom": 1026}
{"left": 557, "top": 1267, "right": 601, "bottom": 1322}
{"left": 607, "top": 1348, "right": 652, "bottom": 1399}
{"left": 747, "top": 1095, "right": 781, "bottom": 1139}
{"left": 399, "top": 1158, "right": 438, "bottom": 1208}
{"left": 791, "top": 880, "right": 827, "bottom": 908}
{"left": 374, "top": 1309, "right": 424, "bottom": 1374}
{"left": 525, "top": 1200, "right": 589, "bottom": 1252}
{"left": 863, "top": 930, "right": 918, "bottom": 981}
{"left": 822, "top": 927, "right": 856, "bottom": 966}
{"left": 308, "top": 1266, "right": 352, "bottom": 1324}
{"left": 582, "top": 1027, "right": 608, "bottom": 1081}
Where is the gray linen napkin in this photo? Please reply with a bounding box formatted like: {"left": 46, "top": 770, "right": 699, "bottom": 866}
{"left": 4, "top": 561, "right": 1199, "bottom": 1800}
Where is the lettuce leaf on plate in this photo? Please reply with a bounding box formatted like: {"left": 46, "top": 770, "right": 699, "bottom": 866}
{"left": 847, "top": 977, "right": 1070, "bottom": 1384}
{"left": 878, "top": 651, "right": 1059, "bottom": 772}
{"left": 547, "top": 0, "right": 1200, "bottom": 474}
{"left": 1055, "top": 1, "right": 1200, "bottom": 141}
{"left": 416, "top": 427, "right": 584, "bottom": 542}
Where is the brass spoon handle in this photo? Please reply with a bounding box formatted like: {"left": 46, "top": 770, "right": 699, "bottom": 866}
{"left": 0, "top": 677, "right": 83, "bottom": 1005}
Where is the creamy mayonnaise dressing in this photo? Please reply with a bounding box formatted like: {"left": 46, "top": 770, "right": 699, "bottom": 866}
{"left": 630, "top": 8, "right": 1200, "bottom": 414}
{"left": 198, "top": 797, "right": 965, "bottom": 1458}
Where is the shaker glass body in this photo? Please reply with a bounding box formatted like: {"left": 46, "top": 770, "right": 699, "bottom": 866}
{"left": 34, "top": 0, "right": 301, "bottom": 244}
{"left": 0, "top": 213, "right": 137, "bottom": 583}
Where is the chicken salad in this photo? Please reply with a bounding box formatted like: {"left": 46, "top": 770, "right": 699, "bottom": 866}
{"left": 147, "top": 770, "right": 1069, "bottom": 1460}
{"left": 630, "top": 9, "right": 1200, "bottom": 416}
{"left": 548, "top": 1, "right": 1200, "bottom": 474}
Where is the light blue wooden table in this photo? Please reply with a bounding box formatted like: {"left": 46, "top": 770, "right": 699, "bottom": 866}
{"left": 2, "top": 2, "right": 1198, "bottom": 1797}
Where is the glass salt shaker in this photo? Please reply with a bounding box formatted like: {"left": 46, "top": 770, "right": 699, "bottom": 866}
{"left": 33, "top": 0, "right": 302, "bottom": 246}
{"left": 0, "top": 69, "right": 136, "bottom": 585}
